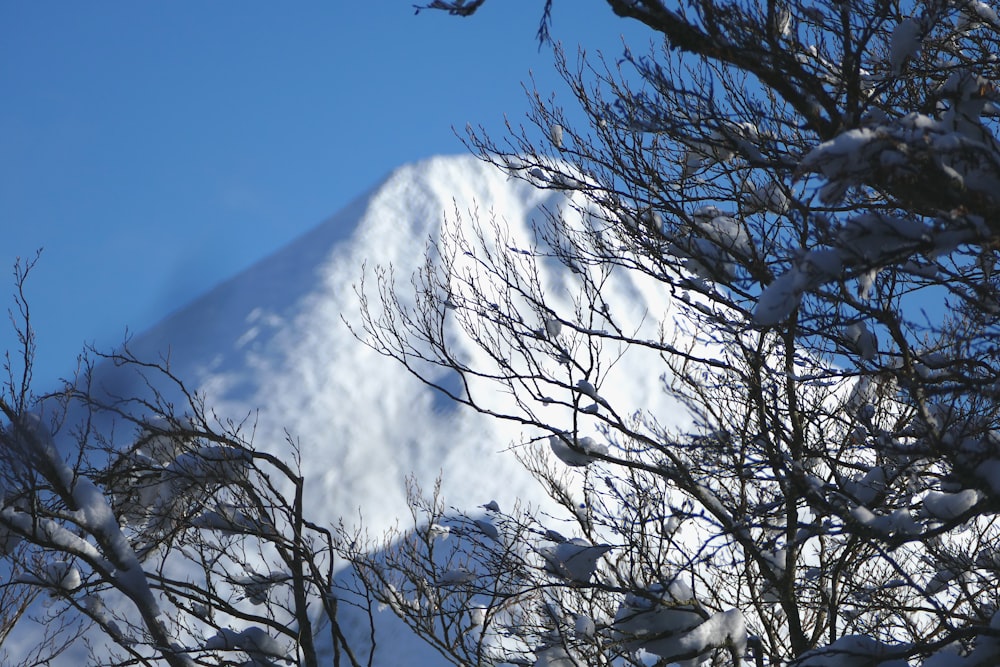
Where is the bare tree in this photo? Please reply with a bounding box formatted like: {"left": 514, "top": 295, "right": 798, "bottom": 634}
{"left": 0, "top": 253, "right": 83, "bottom": 666}
{"left": 349, "top": 1, "right": 1000, "bottom": 665}
{"left": 0, "top": 258, "right": 361, "bottom": 666}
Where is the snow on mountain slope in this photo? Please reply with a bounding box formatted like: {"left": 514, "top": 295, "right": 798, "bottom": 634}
{"left": 108, "top": 154, "right": 682, "bottom": 539}
{"left": 51, "top": 154, "right": 691, "bottom": 665}
{"left": 112, "top": 156, "right": 553, "bottom": 532}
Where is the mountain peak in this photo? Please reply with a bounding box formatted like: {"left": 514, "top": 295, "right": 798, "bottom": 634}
{"left": 40, "top": 153, "right": 686, "bottom": 665}
{"left": 97, "top": 152, "right": 681, "bottom": 546}
{"left": 108, "top": 154, "right": 570, "bottom": 534}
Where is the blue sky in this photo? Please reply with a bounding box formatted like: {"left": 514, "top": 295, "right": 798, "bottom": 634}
{"left": 1, "top": 2, "right": 646, "bottom": 390}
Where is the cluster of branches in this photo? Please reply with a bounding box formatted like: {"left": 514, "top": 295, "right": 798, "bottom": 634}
{"left": 348, "top": 0, "right": 1000, "bottom": 666}
{"left": 0, "top": 259, "right": 361, "bottom": 666}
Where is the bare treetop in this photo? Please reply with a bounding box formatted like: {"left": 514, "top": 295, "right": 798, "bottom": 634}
{"left": 351, "top": 0, "right": 1000, "bottom": 665}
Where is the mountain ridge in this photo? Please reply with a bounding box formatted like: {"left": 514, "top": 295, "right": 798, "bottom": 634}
{"left": 23, "top": 153, "right": 690, "bottom": 665}
{"left": 104, "top": 154, "right": 573, "bottom": 537}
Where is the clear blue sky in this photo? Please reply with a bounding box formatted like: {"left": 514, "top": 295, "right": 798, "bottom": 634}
{"left": 1, "top": 2, "right": 647, "bottom": 390}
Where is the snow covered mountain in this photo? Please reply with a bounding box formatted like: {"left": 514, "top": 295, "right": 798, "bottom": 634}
{"left": 108, "top": 154, "right": 680, "bottom": 542}
{"left": 110, "top": 155, "right": 568, "bottom": 534}
{"left": 27, "top": 154, "right": 688, "bottom": 665}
